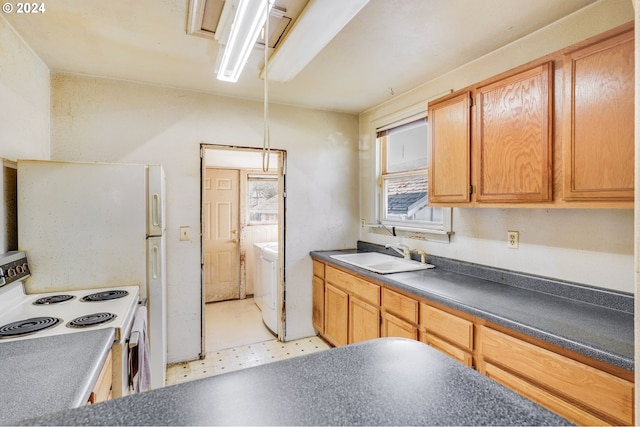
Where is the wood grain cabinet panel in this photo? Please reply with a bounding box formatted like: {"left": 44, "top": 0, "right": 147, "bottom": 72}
{"left": 476, "top": 62, "right": 553, "bottom": 203}
{"left": 323, "top": 283, "right": 349, "bottom": 347}
{"left": 478, "top": 326, "right": 633, "bottom": 426}
{"left": 324, "top": 266, "right": 380, "bottom": 347}
{"left": 312, "top": 275, "right": 324, "bottom": 334}
{"left": 562, "top": 30, "right": 634, "bottom": 201}
{"left": 382, "top": 312, "right": 418, "bottom": 340}
{"left": 87, "top": 350, "right": 112, "bottom": 405}
{"left": 419, "top": 303, "right": 474, "bottom": 367}
{"left": 349, "top": 297, "right": 380, "bottom": 344}
{"left": 382, "top": 288, "right": 418, "bottom": 323}
{"left": 428, "top": 92, "right": 472, "bottom": 204}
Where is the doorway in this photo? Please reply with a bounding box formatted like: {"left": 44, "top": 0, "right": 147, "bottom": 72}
{"left": 201, "top": 145, "right": 286, "bottom": 356}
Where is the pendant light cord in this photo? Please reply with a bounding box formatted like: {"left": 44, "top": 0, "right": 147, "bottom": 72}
{"left": 262, "top": 0, "right": 271, "bottom": 173}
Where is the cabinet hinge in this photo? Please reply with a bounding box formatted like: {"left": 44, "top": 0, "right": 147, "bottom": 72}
{"left": 469, "top": 185, "right": 474, "bottom": 194}
{"left": 468, "top": 97, "right": 473, "bottom": 107}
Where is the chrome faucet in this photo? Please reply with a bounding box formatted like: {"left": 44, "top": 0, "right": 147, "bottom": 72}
{"left": 385, "top": 243, "right": 411, "bottom": 260}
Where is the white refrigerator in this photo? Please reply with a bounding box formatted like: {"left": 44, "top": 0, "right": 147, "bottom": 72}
{"left": 17, "top": 159, "right": 167, "bottom": 389}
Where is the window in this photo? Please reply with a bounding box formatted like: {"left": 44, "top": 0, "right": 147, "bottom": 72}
{"left": 247, "top": 174, "right": 278, "bottom": 225}
{"left": 378, "top": 118, "right": 446, "bottom": 232}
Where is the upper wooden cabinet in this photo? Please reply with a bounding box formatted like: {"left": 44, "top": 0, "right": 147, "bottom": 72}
{"left": 562, "top": 30, "right": 634, "bottom": 201}
{"left": 428, "top": 92, "right": 471, "bottom": 204}
{"left": 476, "top": 62, "right": 553, "bottom": 203}
{"left": 428, "top": 23, "right": 634, "bottom": 208}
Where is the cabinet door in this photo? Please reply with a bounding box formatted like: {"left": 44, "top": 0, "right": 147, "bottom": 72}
{"left": 562, "top": 30, "right": 634, "bottom": 201}
{"left": 428, "top": 92, "right": 472, "bottom": 204}
{"left": 382, "top": 312, "right": 418, "bottom": 340}
{"left": 312, "top": 275, "right": 324, "bottom": 333}
{"left": 323, "top": 283, "right": 348, "bottom": 347}
{"left": 476, "top": 62, "right": 553, "bottom": 203}
{"left": 349, "top": 297, "right": 380, "bottom": 344}
{"left": 87, "top": 350, "right": 112, "bottom": 405}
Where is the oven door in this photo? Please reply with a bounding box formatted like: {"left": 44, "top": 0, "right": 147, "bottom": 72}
{"left": 123, "top": 303, "right": 150, "bottom": 395}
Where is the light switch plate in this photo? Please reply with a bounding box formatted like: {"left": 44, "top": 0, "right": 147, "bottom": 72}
{"left": 180, "top": 226, "right": 190, "bottom": 241}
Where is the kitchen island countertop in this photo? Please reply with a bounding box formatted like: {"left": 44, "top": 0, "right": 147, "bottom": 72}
{"left": 20, "top": 338, "right": 570, "bottom": 426}
{"left": 0, "top": 328, "right": 115, "bottom": 425}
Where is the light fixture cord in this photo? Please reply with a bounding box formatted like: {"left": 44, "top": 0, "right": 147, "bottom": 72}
{"left": 262, "top": 0, "right": 271, "bottom": 173}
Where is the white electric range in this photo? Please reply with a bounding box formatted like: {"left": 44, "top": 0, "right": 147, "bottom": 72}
{"left": 0, "top": 251, "right": 141, "bottom": 397}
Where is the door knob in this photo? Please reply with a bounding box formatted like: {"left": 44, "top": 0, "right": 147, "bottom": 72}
{"left": 231, "top": 229, "right": 238, "bottom": 234}
{"left": 231, "top": 239, "right": 238, "bottom": 244}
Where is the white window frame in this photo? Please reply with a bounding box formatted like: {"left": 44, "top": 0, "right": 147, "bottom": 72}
{"left": 371, "top": 104, "right": 452, "bottom": 241}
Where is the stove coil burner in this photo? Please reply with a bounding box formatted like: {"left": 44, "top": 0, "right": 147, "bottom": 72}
{"left": 66, "top": 312, "right": 117, "bottom": 329}
{"left": 0, "top": 317, "right": 62, "bottom": 338}
{"left": 81, "top": 290, "right": 129, "bottom": 302}
{"left": 33, "top": 295, "right": 75, "bottom": 305}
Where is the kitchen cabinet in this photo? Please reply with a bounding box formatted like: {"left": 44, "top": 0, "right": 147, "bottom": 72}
{"left": 87, "top": 350, "right": 112, "bottom": 405}
{"left": 311, "top": 260, "right": 325, "bottom": 334}
{"left": 475, "top": 62, "right": 553, "bottom": 203}
{"left": 381, "top": 288, "right": 418, "bottom": 340}
{"left": 419, "top": 302, "right": 474, "bottom": 367}
{"left": 429, "top": 62, "right": 552, "bottom": 206}
{"left": 428, "top": 92, "right": 471, "bottom": 204}
{"left": 477, "top": 326, "right": 633, "bottom": 426}
{"left": 323, "top": 266, "right": 380, "bottom": 347}
{"left": 562, "top": 29, "right": 634, "bottom": 201}
{"left": 312, "top": 254, "right": 634, "bottom": 426}
{"left": 428, "top": 23, "right": 634, "bottom": 208}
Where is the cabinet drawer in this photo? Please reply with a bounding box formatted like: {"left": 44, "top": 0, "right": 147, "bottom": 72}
{"left": 420, "top": 303, "right": 473, "bottom": 351}
{"left": 484, "top": 362, "right": 610, "bottom": 426}
{"left": 313, "top": 260, "right": 325, "bottom": 279}
{"left": 421, "top": 333, "right": 473, "bottom": 367}
{"left": 382, "top": 288, "right": 418, "bottom": 323}
{"left": 478, "top": 326, "right": 633, "bottom": 425}
{"left": 326, "top": 266, "right": 380, "bottom": 305}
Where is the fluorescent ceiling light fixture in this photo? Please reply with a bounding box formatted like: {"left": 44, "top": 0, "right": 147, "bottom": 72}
{"left": 216, "top": 0, "right": 271, "bottom": 82}
{"left": 261, "top": 0, "right": 369, "bottom": 82}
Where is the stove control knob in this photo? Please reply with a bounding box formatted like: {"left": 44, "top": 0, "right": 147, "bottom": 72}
{"left": 6, "top": 268, "right": 16, "bottom": 277}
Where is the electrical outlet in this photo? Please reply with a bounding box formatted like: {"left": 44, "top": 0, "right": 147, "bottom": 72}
{"left": 180, "top": 226, "right": 190, "bottom": 241}
{"left": 507, "top": 231, "right": 519, "bottom": 249}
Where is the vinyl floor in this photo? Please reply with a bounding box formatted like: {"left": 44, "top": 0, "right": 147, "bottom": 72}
{"left": 165, "top": 298, "right": 330, "bottom": 386}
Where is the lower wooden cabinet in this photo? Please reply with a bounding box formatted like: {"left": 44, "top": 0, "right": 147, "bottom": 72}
{"left": 323, "top": 265, "right": 380, "bottom": 347}
{"left": 312, "top": 259, "right": 634, "bottom": 425}
{"left": 87, "top": 350, "right": 113, "bottom": 405}
{"left": 323, "top": 283, "right": 349, "bottom": 347}
{"left": 477, "top": 326, "right": 633, "bottom": 426}
{"left": 419, "top": 303, "right": 474, "bottom": 367}
{"left": 349, "top": 296, "right": 380, "bottom": 343}
{"left": 381, "top": 288, "right": 418, "bottom": 340}
{"left": 312, "top": 261, "right": 325, "bottom": 333}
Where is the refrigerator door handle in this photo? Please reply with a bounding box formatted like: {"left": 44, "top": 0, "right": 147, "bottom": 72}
{"left": 151, "top": 193, "right": 162, "bottom": 229}
{"left": 151, "top": 244, "right": 159, "bottom": 280}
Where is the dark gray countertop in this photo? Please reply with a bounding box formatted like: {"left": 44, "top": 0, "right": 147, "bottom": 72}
{"left": 311, "top": 248, "right": 634, "bottom": 371}
{"left": 0, "top": 328, "right": 115, "bottom": 425}
{"left": 21, "top": 338, "right": 571, "bottom": 426}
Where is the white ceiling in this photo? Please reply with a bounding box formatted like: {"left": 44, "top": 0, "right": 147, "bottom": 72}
{"left": 3, "top": 0, "right": 599, "bottom": 114}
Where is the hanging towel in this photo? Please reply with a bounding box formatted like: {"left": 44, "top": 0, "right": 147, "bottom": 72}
{"left": 129, "top": 305, "right": 152, "bottom": 392}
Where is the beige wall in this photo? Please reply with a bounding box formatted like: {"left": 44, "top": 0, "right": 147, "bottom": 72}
{"left": 50, "top": 74, "right": 359, "bottom": 363}
{"left": 359, "top": 0, "right": 635, "bottom": 293}
{"left": 0, "top": 15, "right": 50, "bottom": 161}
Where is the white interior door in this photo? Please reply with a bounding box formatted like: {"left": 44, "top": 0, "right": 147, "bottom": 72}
{"left": 203, "top": 168, "right": 240, "bottom": 302}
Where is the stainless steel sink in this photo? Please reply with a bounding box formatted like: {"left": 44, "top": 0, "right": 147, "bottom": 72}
{"left": 329, "top": 252, "right": 434, "bottom": 274}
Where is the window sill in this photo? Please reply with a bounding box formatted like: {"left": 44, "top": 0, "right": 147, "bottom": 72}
{"left": 364, "top": 223, "right": 452, "bottom": 243}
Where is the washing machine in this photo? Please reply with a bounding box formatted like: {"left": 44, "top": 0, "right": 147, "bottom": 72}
{"left": 253, "top": 242, "right": 278, "bottom": 335}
